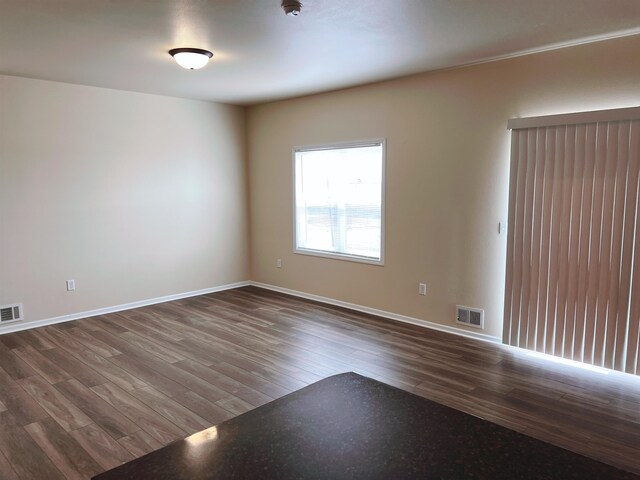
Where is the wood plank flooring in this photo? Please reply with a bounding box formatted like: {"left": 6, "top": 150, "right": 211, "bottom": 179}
{"left": 0, "top": 285, "right": 639, "bottom": 479}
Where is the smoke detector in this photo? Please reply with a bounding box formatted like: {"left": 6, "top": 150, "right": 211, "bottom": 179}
{"left": 282, "top": 0, "right": 302, "bottom": 16}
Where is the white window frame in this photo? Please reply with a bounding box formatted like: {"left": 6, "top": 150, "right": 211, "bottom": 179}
{"left": 292, "top": 139, "right": 386, "bottom": 266}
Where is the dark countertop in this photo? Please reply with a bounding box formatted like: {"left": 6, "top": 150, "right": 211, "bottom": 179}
{"left": 94, "top": 372, "right": 639, "bottom": 480}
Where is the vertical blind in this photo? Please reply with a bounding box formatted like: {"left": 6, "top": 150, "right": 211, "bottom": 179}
{"left": 503, "top": 107, "right": 640, "bottom": 375}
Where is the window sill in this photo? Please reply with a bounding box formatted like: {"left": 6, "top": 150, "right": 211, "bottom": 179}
{"left": 293, "top": 248, "right": 384, "bottom": 266}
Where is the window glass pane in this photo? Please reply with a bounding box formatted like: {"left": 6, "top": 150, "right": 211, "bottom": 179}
{"left": 294, "top": 143, "right": 383, "bottom": 262}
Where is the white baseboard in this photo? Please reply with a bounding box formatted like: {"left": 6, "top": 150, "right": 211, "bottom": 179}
{"left": 251, "top": 281, "right": 502, "bottom": 344}
{"left": 0, "top": 281, "right": 251, "bottom": 335}
{"left": 1, "top": 279, "right": 501, "bottom": 345}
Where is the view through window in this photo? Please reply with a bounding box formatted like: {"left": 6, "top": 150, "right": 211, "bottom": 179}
{"left": 294, "top": 141, "right": 384, "bottom": 264}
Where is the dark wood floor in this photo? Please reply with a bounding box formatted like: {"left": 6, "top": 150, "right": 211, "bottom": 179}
{"left": 0, "top": 286, "right": 638, "bottom": 479}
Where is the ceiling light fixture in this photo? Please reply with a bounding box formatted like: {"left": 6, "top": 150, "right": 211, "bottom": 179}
{"left": 281, "top": 0, "right": 302, "bottom": 16}
{"left": 169, "top": 48, "right": 213, "bottom": 70}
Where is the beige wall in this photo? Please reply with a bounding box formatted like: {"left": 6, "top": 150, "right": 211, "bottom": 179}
{"left": 247, "top": 35, "right": 640, "bottom": 339}
{"left": 0, "top": 75, "right": 249, "bottom": 325}
{"left": 3, "top": 35, "right": 640, "bottom": 337}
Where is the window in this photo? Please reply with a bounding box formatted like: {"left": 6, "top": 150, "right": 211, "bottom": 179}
{"left": 294, "top": 141, "right": 385, "bottom": 265}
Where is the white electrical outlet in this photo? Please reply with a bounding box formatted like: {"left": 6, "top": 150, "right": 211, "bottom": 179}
{"left": 276, "top": 259, "right": 282, "bottom": 268}
{"left": 66, "top": 279, "right": 76, "bottom": 292}
{"left": 418, "top": 283, "right": 427, "bottom": 295}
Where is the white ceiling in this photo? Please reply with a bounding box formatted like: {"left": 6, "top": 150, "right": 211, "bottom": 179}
{"left": 1, "top": 0, "right": 640, "bottom": 105}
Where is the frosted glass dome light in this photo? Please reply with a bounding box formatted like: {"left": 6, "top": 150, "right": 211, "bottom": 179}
{"left": 169, "top": 48, "right": 213, "bottom": 70}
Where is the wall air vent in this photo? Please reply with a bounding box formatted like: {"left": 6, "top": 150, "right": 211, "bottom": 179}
{"left": 456, "top": 305, "right": 484, "bottom": 329}
{"left": 0, "top": 304, "right": 23, "bottom": 323}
